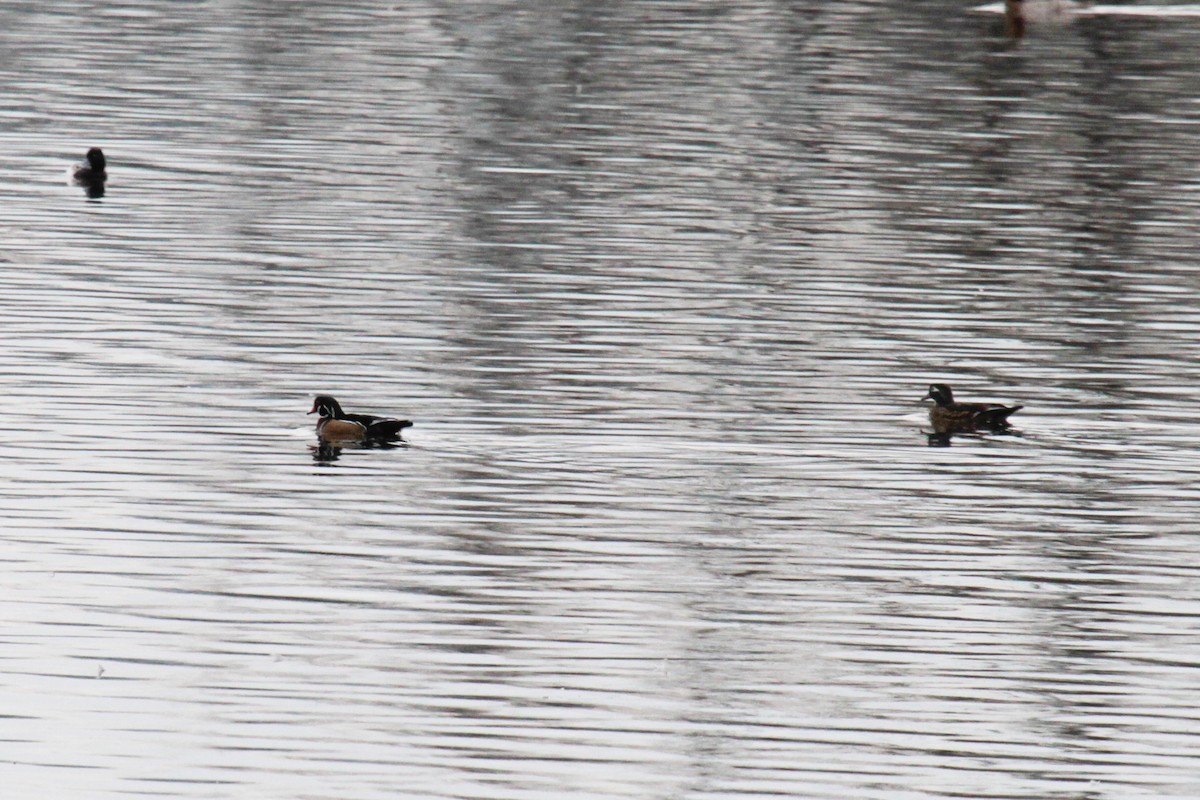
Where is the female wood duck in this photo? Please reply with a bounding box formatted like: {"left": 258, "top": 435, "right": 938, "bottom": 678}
{"left": 922, "top": 384, "right": 1022, "bottom": 434}
{"left": 308, "top": 395, "right": 412, "bottom": 442}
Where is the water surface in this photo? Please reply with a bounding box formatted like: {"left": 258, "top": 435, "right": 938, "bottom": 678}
{"left": 4, "top": 1, "right": 1200, "bottom": 798}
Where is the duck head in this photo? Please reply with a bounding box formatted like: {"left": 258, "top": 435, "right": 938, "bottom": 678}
{"left": 922, "top": 384, "right": 955, "bottom": 406}
{"left": 309, "top": 395, "right": 344, "bottom": 418}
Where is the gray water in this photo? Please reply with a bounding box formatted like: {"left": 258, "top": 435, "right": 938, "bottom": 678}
{"left": 4, "top": 1, "right": 1200, "bottom": 798}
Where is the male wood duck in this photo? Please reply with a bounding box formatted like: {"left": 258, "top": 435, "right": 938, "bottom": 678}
{"left": 308, "top": 395, "right": 412, "bottom": 442}
{"left": 922, "top": 384, "right": 1022, "bottom": 434}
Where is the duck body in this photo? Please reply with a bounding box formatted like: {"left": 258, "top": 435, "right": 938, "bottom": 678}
{"left": 73, "top": 147, "right": 107, "bottom": 184}
{"left": 1007, "top": 0, "right": 1083, "bottom": 22}
{"left": 922, "top": 384, "right": 1022, "bottom": 434}
{"left": 309, "top": 395, "right": 412, "bottom": 442}
{"left": 1003, "top": 0, "right": 1084, "bottom": 36}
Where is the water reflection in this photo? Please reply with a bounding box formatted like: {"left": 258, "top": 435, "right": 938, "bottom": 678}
{"left": 926, "top": 428, "right": 1026, "bottom": 447}
{"left": 310, "top": 439, "right": 410, "bottom": 465}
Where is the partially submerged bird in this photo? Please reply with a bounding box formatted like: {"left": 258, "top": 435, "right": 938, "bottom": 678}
{"left": 922, "top": 384, "right": 1022, "bottom": 434}
{"left": 308, "top": 395, "right": 412, "bottom": 442}
{"left": 72, "top": 147, "right": 107, "bottom": 198}
{"left": 73, "top": 147, "right": 107, "bottom": 184}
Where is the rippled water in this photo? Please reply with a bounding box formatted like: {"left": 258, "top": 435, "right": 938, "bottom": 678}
{"left": 5, "top": 1, "right": 1200, "bottom": 798}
